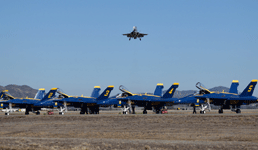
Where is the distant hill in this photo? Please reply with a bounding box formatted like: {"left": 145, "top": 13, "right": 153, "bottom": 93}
{"left": 209, "top": 86, "right": 230, "bottom": 93}
{"left": 0, "top": 84, "right": 38, "bottom": 98}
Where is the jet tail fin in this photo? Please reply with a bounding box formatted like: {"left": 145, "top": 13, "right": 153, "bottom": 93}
{"left": 97, "top": 85, "right": 114, "bottom": 100}
{"left": 162, "top": 83, "right": 179, "bottom": 98}
{"left": 153, "top": 83, "right": 164, "bottom": 96}
{"left": 34, "top": 88, "right": 45, "bottom": 99}
{"left": 240, "top": 79, "right": 257, "bottom": 97}
{"left": 91, "top": 86, "right": 101, "bottom": 98}
{"left": 229, "top": 80, "right": 239, "bottom": 94}
{"left": 41, "top": 88, "right": 58, "bottom": 101}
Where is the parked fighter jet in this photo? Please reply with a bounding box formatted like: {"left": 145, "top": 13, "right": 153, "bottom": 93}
{"left": 97, "top": 83, "right": 164, "bottom": 110}
{"left": 51, "top": 85, "right": 114, "bottom": 115}
{"left": 174, "top": 80, "right": 241, "bottom": 114}
{"left": 116, "top": 83, "right": 179, "bottom": 114}
{"left": 0, "top": 89, "right": 46, "bottom": 111}
{"left": 123, "top": 26, "right": 147, "bottom": 41}
{"left": 194, "top": 79, "right": 258, "bottom": 114}
{"left": 34, "top": 86, "right": 102, "bottom": 114}
{"left": 174, "top": 80, "right": 257, "bottom": 114}
{"left": 1, "top": 88, "right": 58, "bottom": 115}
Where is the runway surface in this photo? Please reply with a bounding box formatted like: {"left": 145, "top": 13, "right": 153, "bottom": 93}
{"left": 0, "top": 109, "right": 258, "bottom": 149}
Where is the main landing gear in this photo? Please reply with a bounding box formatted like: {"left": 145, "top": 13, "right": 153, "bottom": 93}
{"left": 36, "top": 111, "right": 40, "bottom": 115}
{"left": 219, "top": 106, "right": 241, "bottom": 114}
{"left": 193, "top": 105, "right": 197, "bottom": 114}
{"left": 236, "top": 109, "right": 241, "bottom": 113}
{"left": 143, "top": 106, "right": 147, "bottom": 114}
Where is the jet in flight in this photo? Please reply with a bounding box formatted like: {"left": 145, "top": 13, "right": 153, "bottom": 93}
{"left": 123, "top": 26, "right": 147, "bottom": 41}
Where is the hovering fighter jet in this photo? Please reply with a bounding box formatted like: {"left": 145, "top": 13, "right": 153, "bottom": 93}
{"left": 123, "top": 26, "right": 148, "bottom": 41}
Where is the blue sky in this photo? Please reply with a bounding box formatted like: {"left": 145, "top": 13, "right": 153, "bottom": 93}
{"left": 1, "top": 0, "right": 258, "bottom": 96}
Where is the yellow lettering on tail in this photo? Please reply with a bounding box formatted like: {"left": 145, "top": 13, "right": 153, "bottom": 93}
{"left": 169, "top": 88, "right": 174, "bottom": 94}
{"left": 104, "top": 90, "right": 110, "bottom": 96}
{"left": 48, "top": 93, "right": 53, "bottom": 98}
{"left": 248, "top": 85, "right": 253, "bottom": 92}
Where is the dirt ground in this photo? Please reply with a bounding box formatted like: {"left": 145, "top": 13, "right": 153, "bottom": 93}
{"left": 0, "top": 110, "right": 258, "bottom": 150}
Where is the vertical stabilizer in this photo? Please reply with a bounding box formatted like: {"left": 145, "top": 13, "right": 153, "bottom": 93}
{"left": 162, "top": 83, "right": 179, "bottom": 98}
{"left": 41, "top": 88, "right": 58, "bottom": 101}
{"left": 240, "top": 79, "right": 257, "bottom": 97}
{"left": 97, "top": 85, "right": 114, "bottom": 100}
{"left": 154, "top": 83, "right": 164, "bottom": 96}
{"left": 34, "top": 88, "right": 45, "bottom": 99}
{"left": 229, "top": 80, "right": 239, "bottom": 94}
{"left": 91, "top": 86, "right": 101, "bottom": 98}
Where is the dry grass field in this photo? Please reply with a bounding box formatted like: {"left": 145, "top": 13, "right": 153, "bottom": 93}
{"left": 0, "top": 110, "right": 258, "bottom": 150}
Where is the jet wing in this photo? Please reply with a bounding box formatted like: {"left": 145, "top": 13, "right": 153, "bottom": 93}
{"left": 138, "top": 33, "right": 148, "bottom": 37}
{"left": 123, "top": 33, "right": 133, "bottom": 37}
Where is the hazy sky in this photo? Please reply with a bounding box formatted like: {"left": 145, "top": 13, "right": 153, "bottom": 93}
{"left": 1, "top": 0, "right": 258, "bottom": 96}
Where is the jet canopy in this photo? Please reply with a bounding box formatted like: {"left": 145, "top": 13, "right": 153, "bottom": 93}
{"left": 133, "top": 26, "right": 137, "bottom": 31}
{"left": 56, "top": 88, "right": 69, "bottom": 98}
{"left": 119, "top": 85, "right": 134, "bottom": 97}
{"left": 196, "top": 82, "right": 211, "bottom": 94}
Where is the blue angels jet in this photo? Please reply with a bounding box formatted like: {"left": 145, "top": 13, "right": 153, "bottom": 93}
{"left": 175, "top": 80, "right": 258, "bottom": 114}
{"left": 34, "top": 86, "right": 102, "bottom": 115}
{"left": 174, "top": 80, "right": 240, "bottom": 114}
{"left": 51, "top": 85, "right": 114, "bottom": 115}
{"left": 96, "top": 83, "right": 165, "bottom": 110}
{"left": 194, "top": 79, "right": 258, "bottom": 114}
{"left": 116, "top": 83, "right": 179, "bottom": 114}
{"left": 0, "top": 89, "right": 46, "bottom": 112}
{"left": 1, "top": 88, "right": 58, "bottom": 115}
{"left": 123, "top": 26, "right": 148, "bottom": 41}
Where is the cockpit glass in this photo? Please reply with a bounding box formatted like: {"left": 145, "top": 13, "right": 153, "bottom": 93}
{"left": 119, "top": 85, "right": 130, "bottom": 92}
{"left": 196, "top": 82, "right": 208, "bottom": 90}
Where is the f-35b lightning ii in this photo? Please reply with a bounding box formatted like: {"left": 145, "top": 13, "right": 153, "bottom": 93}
{"left": 123, "top": 26, "right": 147, "bottom": 41}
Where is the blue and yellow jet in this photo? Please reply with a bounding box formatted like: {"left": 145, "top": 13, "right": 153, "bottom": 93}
{"left": 194, "top": 79, "right": 258, "bottom": 114}
{"left": 96, "top": 83, "right": 165, "bottom": 109}
{"left": 50, "top": 85, "right": 114, "bottom": 115}
{"left": 1, "top": 88, "right": 58, "bottom": 115}
{"left": 0, "top": 89, "right": 46, "bottom": 111}
{"left": 115, "top": 83, "right": 179, "bottom": 114}
{"left": 175, "top": 80, "right": 257, "bottom": 114}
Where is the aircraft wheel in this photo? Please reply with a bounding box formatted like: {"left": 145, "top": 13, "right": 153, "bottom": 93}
{"left": 236, "top": 109, "right": 241, "bottom": 113}
{"left": 218, "top": 109, "right": 223, "bottom": 114}
{"left": 143, "top": 110, "right": 147, "bottom": 114}
{"left": 200, "top": 111, "right": 203, "bottom": 114}
{"left": 5, "top": 113, "right": 9, "bottom": 116}
{"left": 36, "top": 111, "right": 40, "bottom": 115}
{"left": 59, "top": 112, "right": 64, "bottom": 115}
